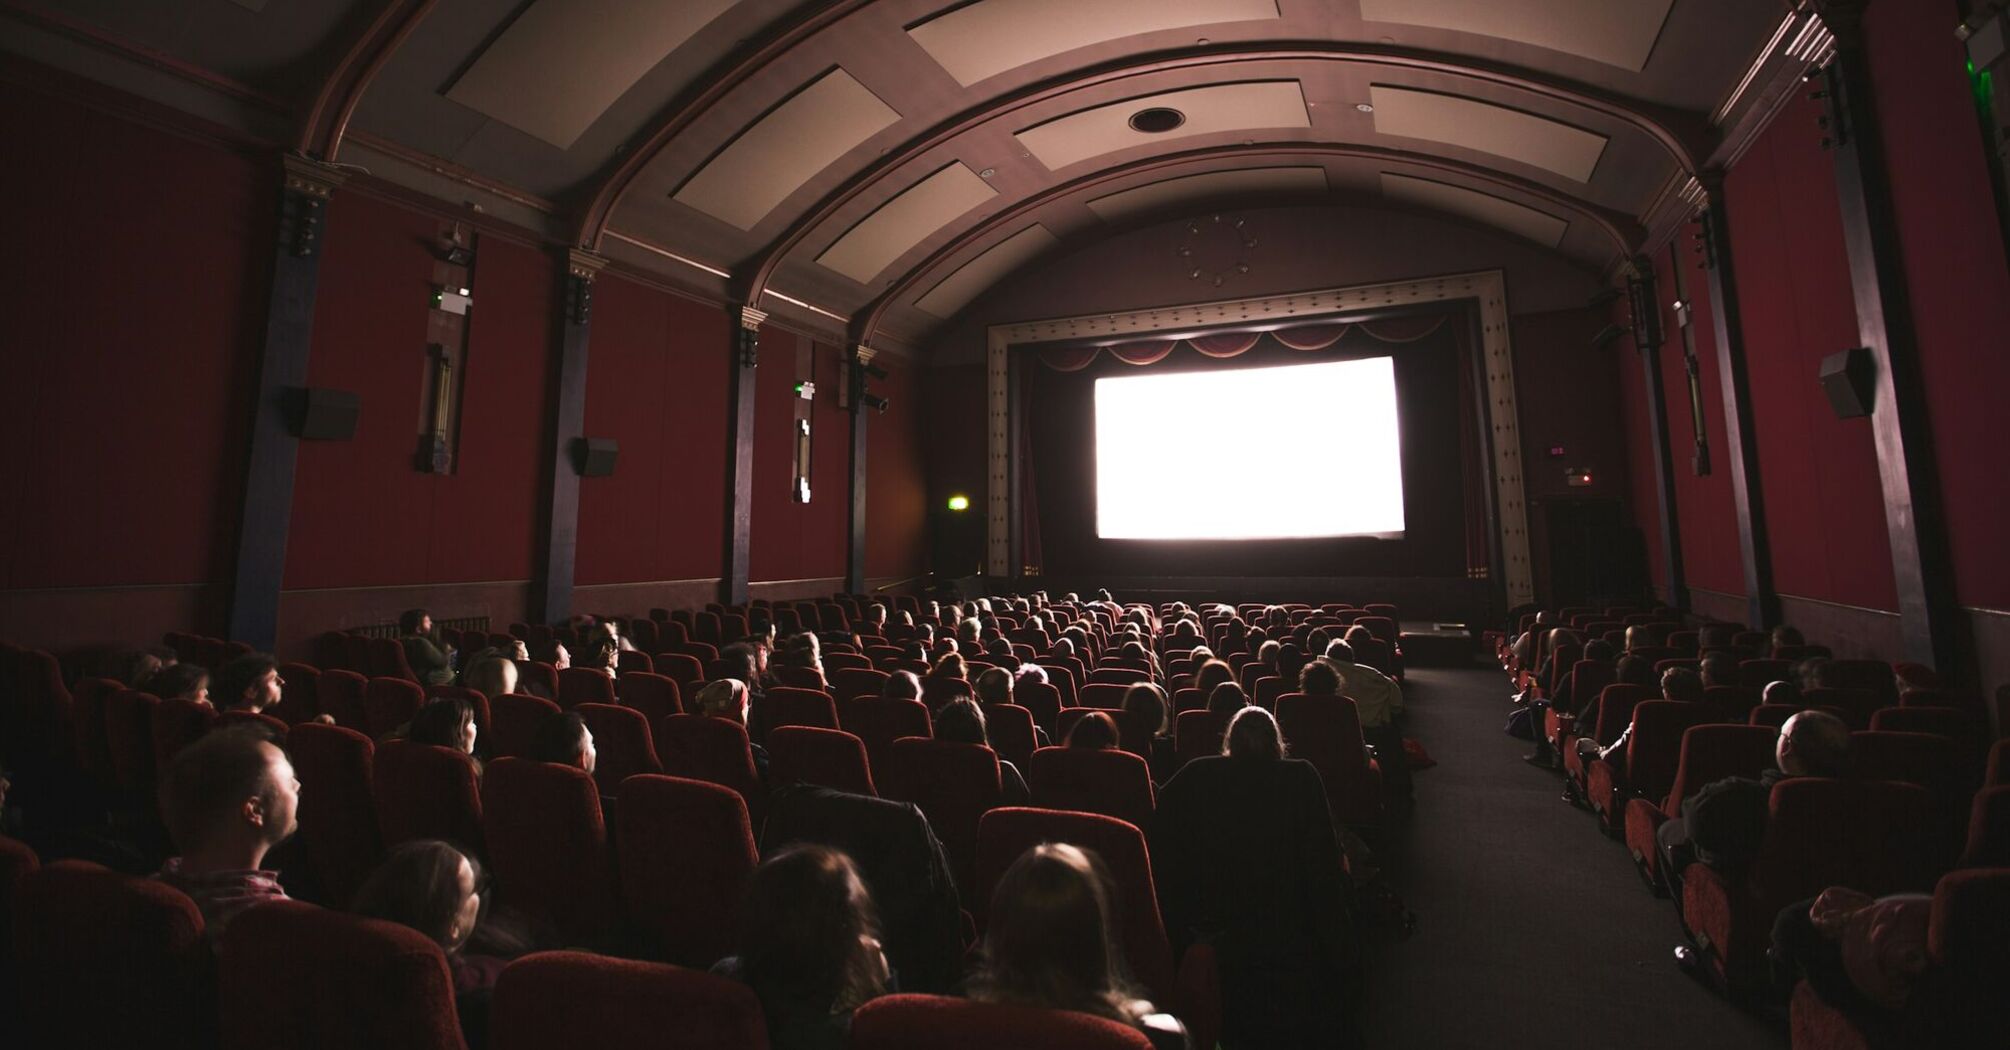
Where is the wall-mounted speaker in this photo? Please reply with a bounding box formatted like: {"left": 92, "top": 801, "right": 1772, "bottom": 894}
{"left": 288, "top": 387, "right": 360, "bottom": 440}
{"left": 572, "top": 437, "right": 619, "bottom": 477}
{"left": 1818, "top": 347, "right": 1877, "bottom": 419}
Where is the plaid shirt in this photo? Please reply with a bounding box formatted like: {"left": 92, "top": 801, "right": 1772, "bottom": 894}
{"left": 156, "top": 858, "right": 289, "bottom": 936}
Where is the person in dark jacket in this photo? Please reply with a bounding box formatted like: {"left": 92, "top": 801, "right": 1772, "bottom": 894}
{"left": 1150, "top": 707, "right": 1355, "bottom": 1048}
{"left": 400, "top": 609, "right": 456, "bottom": 687}
{"left": 1656, "top": 709, "right": 1850, "bottom": 897}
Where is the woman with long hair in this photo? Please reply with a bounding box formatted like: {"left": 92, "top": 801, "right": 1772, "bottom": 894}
{"left": 715, "top": 845, "right": 890, "bottom": 1050}
{"left": 970, "top": 843, "right": 1187, "bottom": 1049}
{"left": 353, "top": 840, "right": 524, "bottom": 1048}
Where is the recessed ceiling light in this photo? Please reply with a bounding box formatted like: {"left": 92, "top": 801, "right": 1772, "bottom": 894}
{"left": 1128, "top": 107, "right": 1186, "bottom": 134}
{"left": 978, "top": 167, "right": 996, "bottom": 178}
{"left": 1356, "top": 103, "right": 1375, "bottom": 113}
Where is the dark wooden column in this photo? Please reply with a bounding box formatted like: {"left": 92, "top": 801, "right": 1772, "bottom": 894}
{"left": 1463, "top": 304, "right": 1506, "bottom": 603}
{"left": 1816, "top": 2, "right": 1963, "bottom": 672}
{"left": 844, "top": 345, "right": 873, "bottom": 597}
{"left": 533, "top": 249, "right": 603, "bottom": 627}
{"left": 227, "top": 157, "right": 346, "bottom": 651}
{"left": 1626, "top": 262, "right": 1689, "bottom": 611}
{"left": 1695, "top": 177, "right": 1779, "bottom": 629}
{"left": 722, "top": 306, "right": 763, "bottom": 606}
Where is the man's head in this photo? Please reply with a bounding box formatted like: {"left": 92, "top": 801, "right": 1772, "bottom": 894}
{"left": 1699, "top": 651, "right": 1738, "bottom": 689}
{"left": 399, "top": 609, "right": 434, "bottom": 637}
{"left": 1298, "top": 658, "right": 1342, "bottom": 697}
{"left": 1777, "top": 709, "right": 1850, "bottom": 777}
{"left": 975, "top": 666, "right": 1013, "bottom": 704}
{"left": 1660, "top": 667, "right": 1705, "bottom": 703}
{"left": 883, "top": 670, "right": 922, "bottom": 701}
{"left": 529, "top": 711, "right": 596, "bottom": 775}
{"left": 1323, "top": 639, "right": 1357, "bottom": 666}
{"left": 214, "top": 653, "right": 283, "bottom": 713}
{"left": 160, "top": 726, "right": 298, "bottom": 859}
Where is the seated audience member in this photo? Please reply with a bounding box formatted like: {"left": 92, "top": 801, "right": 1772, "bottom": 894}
{"left": 1322, "top": 640, "right": 1411, "bottom": 803}
{"left": 975, "top": 667, "right": 1014, "bottom": 706}
{"left": 149, "top": 663, "right": 213, "bottom": 709}
{"left": 1762, "top": 679, "right": 1801, "bottom": 707}
{"left": 155, "top": 725, "right": 297, "bottom": 934}
{"left": 1613, "top": 654, "right": 1655, "bottom": 689}
{"left": 1575, "top": 666, "right": 1706, "bottom": 769}
{"left": 969, "top": 843, "right": 1188, "bottom": 1050}
{"left": 1771, "top": 625, "right": 1806, "bottom": 656}
{"left": 935, "top": 699, "right": 1028, "bottom": 805}
{"left": 883, "top": 670, "right": 923, "bottom": 701}
{"left": 1151, "top": 707, "right": 1352, "bottom": 1046}
{"left": 353, "top": 840, "right": 519, "bottom": 1049}
{"left": 693, "top": 678, "right": 769, "bottom": 778}
{"left": 400, "top": 609, "right": 458, "bottom": 687}
{"left": 1697, "top": 623, "right": 1738, "bottom": 652}
{"left": 983, "top": 637, "right": 1021, "bottom": 671}
{"left": 1798, "top": 656, "right": 1839, "bottom": 692}
{"left": 1297, "top": 658, "right": 1344, "bottom": 699}
{"left": 463, "top": 654, "right": 518, "bottom": 700}
{"left": 408, "top": 698, "right": 481, "bottom": 771}
{"left": 214, "top": 653, "right": 332, "bottom": 724}
{"left": 1699, "top": 651, "right": 1739, "bottom": 690}
{"left": 1769, "top": 886, "right": 1931, "bottom": 1018}
{"left": 1508, "top": 610, "right": 1554, "bottom": 671}
{"left": 537, "top": 640, "right": 572, "bottom": 673}
{"left": 117, "top": 647, "right": 167, "bottom": 689}
{"left": 1187, "top": 660, "right": 1234, "bottom": 713}
{"left": 1207, "top": 682, "right": 1249, "bottom": 716}
{"left": 715, "top": 845, "right": 891, "bottom": 1050}
{"left": 932, "top": 652, "right": 968, "bottom": 682}
{"left": 1012, "top": 663, "right": 1048, "bottom": 693}
{"left": 1120, "top": 683, "right": 1178, "bottom": 783}
{"left": 1656, "top": 709, "right": 1850, "bottom": 896}
{"left": 526, "top": 711, "right": 597, "bottom": 776}
{"left": 580, "top": 637, "right": 620, "bottom": 677}
{"left": 1066, "top": 711, "right": 1122, "bottom": 751}
{"left": 1541, "top": 639, "right": 1617, "bottom": 719}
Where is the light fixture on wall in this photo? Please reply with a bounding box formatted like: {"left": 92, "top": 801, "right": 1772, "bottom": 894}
{"left": 1175, "top": 214, "right": 1256, "bottom": 288}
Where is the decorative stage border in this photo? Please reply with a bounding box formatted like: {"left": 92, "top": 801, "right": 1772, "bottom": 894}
{"left": 984, "top": 270, "right": 1533, "bottom": 608}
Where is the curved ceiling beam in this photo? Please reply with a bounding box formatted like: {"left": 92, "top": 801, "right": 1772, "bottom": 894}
{"left": 570, "top": 0, "right": 875, "bottom": 249}
{"left": 849, "top": 141, "right": 1644, "bottom": 345}
{"left": 736, "top": 40, "right": 1710, "bottom": 305}
{"left": 297, "top": 0, "right": 437, "bottom": 161}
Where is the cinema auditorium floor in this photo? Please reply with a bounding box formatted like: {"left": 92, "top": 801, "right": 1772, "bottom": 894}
{"left": 1355, "top": 667, "right": 1782, "bottom": 1049}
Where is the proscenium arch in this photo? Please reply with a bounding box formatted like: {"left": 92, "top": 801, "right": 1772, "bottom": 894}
{"left": 848, "top": 141, "right": 1643, "bottom": 345}
{"left": 298, "top": 0, "right": 438, "bottom": 161}
{"left": 733, "top": 40, "right": 1708, "bottom": 304}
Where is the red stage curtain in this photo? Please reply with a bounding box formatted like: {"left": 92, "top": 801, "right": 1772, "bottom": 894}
{"left": 1107, "top": 340, "right": 1178, "bottom": 366}
{"left": 1038, "top": 345, "right": 1100, "bottom": 372}
{"left": 1358, "top": 315, "right": 1447, "bottom": 343}
{"left": 1189, "top": 332, "right": 1261, "bottom": 358}
{"left": 1272, "top": 323, "right": 1350, "bottom": 351}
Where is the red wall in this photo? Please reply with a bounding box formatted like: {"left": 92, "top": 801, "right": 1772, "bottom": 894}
{"left": 0, "top": 86, "right": 267, "bottom": 597}
{"left": 866, "top": 354, "right": 928, "bottom": 581}
{"left": 748, "top": 330, "right": 850, "bottom": 583}
{"left": 573, "top": 275, "right": 730, "bottom": 587}
{"left": 1867, "top": 0, "right": 2010, "bottom": 611}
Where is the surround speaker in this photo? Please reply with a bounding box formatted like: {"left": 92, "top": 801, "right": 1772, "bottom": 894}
{"left": 288, "top": 387, "right": 360, "bottom": 440}
{"left": 572, "top": 437, "right": 619, "bottom": 477}
{"left": 1818, "top": 347, "right": 1876, "bottom": 419}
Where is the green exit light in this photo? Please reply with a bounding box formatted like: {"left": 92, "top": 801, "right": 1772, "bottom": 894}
{"left": 947, "top": 494, "right": 970, "bottom": 512}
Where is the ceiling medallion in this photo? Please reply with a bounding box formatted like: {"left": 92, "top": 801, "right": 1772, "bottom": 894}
{"left": 1175, "top": 214, "right": 1256, "bottom": 288}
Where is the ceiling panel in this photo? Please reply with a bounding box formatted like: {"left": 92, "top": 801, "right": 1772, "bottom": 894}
{"left": 1358, "top": 0, "right": 1676, "bottom": 72}
{"left": 915, "top": 224, "right": 1061, "bottom": 318}
{"left": 1380, "top": 172, "right": 1568, "bottom": 247}
{"left": 909, "top": 0, "right": 1280, "bottom": 86}
{"left": 1086, "top": 165, "right": 1328, "bottom": 224}
{"left": 674, "top": 68, "right": 901, "bottom": 230}
{"left": 446, "top": 0, "right": 740, "bottom": 149}
{"left": 1368, "top": 84, "right": 1608, "bottom": 182}
{"left": 1016, "top": 80, "right": 1310, "bottom": 171}
{"left": 818, "top": 162, "right": 998, "bottom": 283}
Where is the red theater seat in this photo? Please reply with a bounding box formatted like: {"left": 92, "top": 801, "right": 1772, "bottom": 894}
{"left": 317, "top": 669, "right": 368, "bottom": 730}
{"left": 839, "top": 696, "right": 932, "bottom": 777}
{"left": 363, "top": 677, "right": 425, "bottom": 739}
{"left": 490, "top": 951, "right": 769, "bottom": 1050}
{"left": 219, "top": 901, "right": 464, "bottom": 1050}
{"left": 880, "top": 738, "right": 1003, "bottom": 891}
{"left": 1276, "top": 693, "right": 1383, "bottom": 827}
{"left": 656, "top": 714, "right": 767, "bottom": 825}
{"left": 556, "top": 667, "right": 616, "bottom": 708}
{"left": 1013, "top": 679, "right": 1063, "bottom": 735}
{"left": 576, "top": 703, "right": 662, "bottom": 796}
{"left": 616, "top": 670, "right": 682, "bottom": 724}
{"left": 289, "top": 722, "right": 383, "bottom": 906}
{"left": 833, "top": 666, "right": 891, "bottom": 701}
{"left": 851, "top": 994, "right": 1152, "bottom": 1050}
{"left": 373, "top": 740, "right": 484, "bottom": 854}
{"left": 150, "top": 696, "right": 217, "bottom": 769}
{"left": 1027, "top": 746, "right": 1156, "bottom": 830}
{"left": 1623, "top": 724, "right": 1778, "bottom": 893}
{"left": 766, "top": 685, "right": 841, "bottom": 731}
{"left": 482, "top": 758, "right": 616, "bottom": 943}
{"left": 768, "top": 725, "right": 877, "bottom": 796}
{"left": 1584, "top": 700, "right": 1721, "bottom": 834}
{"left": 14, "top": 861, "right": 209, "bottom": 1049}
{"left": 276, "top": 662, "right": 323, "bottom": 724}
{"left": 616, "top": 774, "right": 758, "bottom": 967}
{"left": 982, "top": 702, "right": 1039, "bottom": 770}
{"left": 102, "top": 688, "right": 161, "bottom": 797}
{"left": 1961, "top": 786, "right": 2010, "bottom": 867}
{"left": 1175, "top": 709, "right": 1231, "bottom": 765}
{"left": 488, "top": 693, "right": 559, "bottom": 759}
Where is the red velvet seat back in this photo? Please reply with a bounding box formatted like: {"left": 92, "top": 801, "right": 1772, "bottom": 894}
{"left": 768, "top": 725, "right": 877, "bottom": 796}
{"left": 482, "top": 758, "right": 616, "bottom": 942}
{"left": 556, "top": 667, "right": 616, "bottom": 709}
{"left": 14, "top": 861, "right": 209, "bottom": 1048}
{"left": 649, "top": 652, "right": 704, "bottom": 691}
{"left": 1175, "top": 709, "right": 1231, "bottom": 764}
{"left": 103, "top": 689, "right": 162, "bottom": 794}
{"left": 1930, "top": 867, "right": 2010, "bottom": 974}
{"left": 1869, "top": 705, "right": 1978, "bottom": 740}
{"left": 1276, "top": 693, "right": 1382, "bottom": 826}
{"left": 615, "top": 775, "right": 758, "bottom": 967}
{"left": 1090, "top": 667, "right": 1151, "bottom": 687}
{"left": 1568, "top": 661, "right": 1616, "bottom": 708}
{"left": 851, "top": 994, "right": 1152, "bottom": 1050}
{"left": 1026, "top": 746, "right": 1155, "bottom": 831}
{"left": 1014, "top": 679, "right": 1063, "bottom": 735}
{"left": 767, "top": 685, "right": 841, "bottom": 730}
{"left": 373, "top": 740, "right": 484, "bottom": 854}
{"left": 1747, "top": 703, "right": 1798, "bottom": 729}
{"left": 840, "top": 696, "right": 933, "bottom": 778}
{"left": 577, "top": 703, "right": 662, "bottom": 795}
{"left": 1079, "top": 682, "right": 1130, "bottom": 709}
{"left": 656, "top": 714, "right": 766, "bottom": 824}
{"left": 617, "top": 671, "right": 683, "bottom": 724}
{"left": 771, "top": 665, "right": 829, "bottom": 691}
{"left": 920, "top": 674, "right": 974, "bottom": 706}
{"left": 514, "top": 660, "right": 560, "bottom": 701}
{"left": 880, "top": 738, "right": 1003, "bottom": 890}
{"left": 218, "top": 900, "right": 465, "bottom": 1050}
{"left": 363, "top": 677, "right": 426, "bottom": 739}
{"left": 615, "top": 650, "right": 654, "bottom": 676}
{"left": 339, "top": 633, "right": 373, "bottom": 674}
{"left": 1662, "top": 724, "right": 1779, "bottom": 813}
{"left": 1623, "top": 701, "right": 1723, "bottom": 808}
{"left": 1738, "top": 658, "right": 1794, "bottom": 688}
{"left": 275, "top": 663, "right": 323, "bottom": 725}
{"left": 0, "top": 832, "right": 36, "bottom": 971}
{"left": 833, "top": 666, "right": 891, "bottom": 701}
{"left": 973, "top": 807, "right": 1177, "bottom": 1000}
{"left": 1703, "top": 685, "right": 1760, "bottom": 718}
{"left": 1960, "top": 786, "right": 2010, "bottom": 867}
{"left": 1054, "top": 707, "right": 1158, "bottom": 758}
{"left": 368, "top": 636, "right": 419, "bottom": 683}
{"left": 317, "top": 669, "right": 368, "bottom": 730}
{"left": 981, "top": 703, "right": 1038, "bottom": 771}
{"left": 1988, "top": 738, "right": 2009, "bottom": 788}
{"left": 1588, "top": 684, "right": 1652, "bottom": 744}
{"left": 289, "top": 723, "right": 383, "bottom": 906}
{"left": 68, "top": 675, "right": 121, "bottom": 782}
{"left": 489, "top": 693, "right": 559, "bottom": 759}
{"left": 490, "top": 951, "right": 768, "bottom": 1050}
{"left": 151, "top": 696, "right": 218, "bottom": 769}
{"left": 1752, "top": 779, "right": 1937, "bottom": 914}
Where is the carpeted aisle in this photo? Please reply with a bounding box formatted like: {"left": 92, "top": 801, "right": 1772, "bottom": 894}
{"left": 1353, "top": 666, "right": 1783, "bottom": 1049}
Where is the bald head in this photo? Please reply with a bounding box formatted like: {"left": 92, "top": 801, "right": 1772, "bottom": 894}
{"left": 1778, "top": 709, "right": 1850, "bottom": 778}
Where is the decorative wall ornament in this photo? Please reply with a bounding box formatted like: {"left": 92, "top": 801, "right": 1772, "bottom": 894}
{"left": 1174, "top": 214, "right": 1256, "bottom": 287}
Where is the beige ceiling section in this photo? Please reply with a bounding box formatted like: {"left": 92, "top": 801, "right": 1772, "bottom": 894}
{"left": 1358, "top": 0, "right": 1675, "bottom": 71}
{"left": 909, "top": 0, "right": 1281, "bottom": 86}
{"left": 446, "top": 0, "right": 739, "bottom": 149}
{"left": 817, "top": 163, "right": 999, "bottom": 284}
{"left": 1086, "top": 166, "right": 1328, "bottom": 224}
{"left": 674, "top": 69, "right": 902, "bottom": 230}
{"left": 915, "top": 224, "right": 1061, "bottom": 318}
{"left": 1380, "top": 172, "right": 1568, "bottom": 247}
{"left": 1368, "top": 85, "right": 1608, "bottom": 182}
{"left": 1017, "top": 81, "right": 1310, "bottom": 171}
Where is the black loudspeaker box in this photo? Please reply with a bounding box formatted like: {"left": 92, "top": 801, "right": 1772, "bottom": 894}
{"left": 1819, "top": 347, "right": 1876, "bottom": 419}
{"left": 572, "top": 437, "right": 619, "bottom": 477}
{"left": 290, "top": 387, "right": 360, "bottom": 440}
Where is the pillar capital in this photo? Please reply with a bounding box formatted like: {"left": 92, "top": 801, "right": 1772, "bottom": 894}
{"left": 566, "top": 248, "right": 607, "bottom": 281}
{"left": 737, "top": 305, "right": 769, "bottom": 331}
{"left": 281, "top": 154, "right": 346, "bottom": 199}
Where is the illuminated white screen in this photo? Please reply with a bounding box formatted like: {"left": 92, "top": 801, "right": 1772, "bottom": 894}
{"left": 1095, "top": 357, "right": 1406, "bottom": 540}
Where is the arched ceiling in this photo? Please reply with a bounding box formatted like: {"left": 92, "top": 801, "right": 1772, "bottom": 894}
{"left": 8, "top": 0, "right": 1833, "bottom": 352}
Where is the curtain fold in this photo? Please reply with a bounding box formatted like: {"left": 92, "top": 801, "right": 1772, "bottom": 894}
{"left": 1031, "top": 312, "right": 1448, "bottom": 370}
{"left": 1272, "top": 322, "right": 1351, "bottom": 351}
{"left": 1107, "top": 339, "right": 1178, "bottom": 366}
{"left": 1189, "top": 331, "right": 1261, "bottom": 357}
{"left": 1358, "top": 314, "right": 1448, "bottom": 343}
